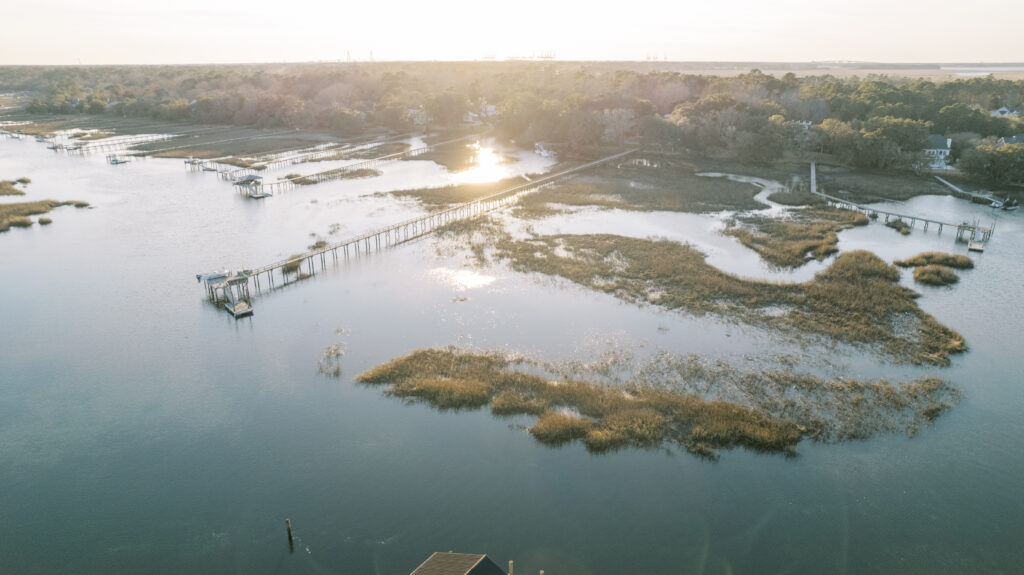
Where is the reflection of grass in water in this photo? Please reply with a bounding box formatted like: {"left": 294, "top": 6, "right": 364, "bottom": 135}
{"left": 724, "top": 208, "right": 868, "bottom": 268}
{"left": 896, "top": 252, "right": 974, "bottom": 269}
{"left": 352, "top": 348, "right": 959, "bottom": 459}
{"left": 494, "top": 235, "right": 965, "bottom": 366}
{"left": 913, "top": 265, "right": 959, "bottom": 286}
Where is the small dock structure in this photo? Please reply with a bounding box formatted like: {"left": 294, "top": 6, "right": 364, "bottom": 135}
{"left": 810, "top": 163, "right": 995, "bottom": 243}
{"left": 197, "top": 271, "right": 254, "bottom": 317}
{"left": 409, "top": 552, "right": 507, "bottom": 575}
{"left": 106, "top": 154, "right": 131, "bottom": 165}
{"left": 968, "top": 230, "right": 987, "bottom": 252}
{"left": 232, "top": 174, "right": 270, "bottom": 198}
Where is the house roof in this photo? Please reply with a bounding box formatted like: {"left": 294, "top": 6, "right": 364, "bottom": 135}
{"left": 925, "top": 134, "right": 950, "bottom": 150}
{"left": 410, "top": 552, "right": 506, "bottom": 575}
{"left": 998, "top": 135, "right": 1024, "bottom": 146}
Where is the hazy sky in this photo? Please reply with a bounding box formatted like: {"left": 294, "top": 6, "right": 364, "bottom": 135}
{"left": 3, "top": 0, "right": 1022, "bottom": 65}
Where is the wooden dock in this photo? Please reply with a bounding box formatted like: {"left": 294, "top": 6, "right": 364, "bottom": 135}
{"left": 933, "top": 176, "right": 998, "bottom": 204}
{"left": 201, "top": 148, "right": 638, "bottom": 300}
{"left": 810, "top": 162, "right": 995, "bottom": 242}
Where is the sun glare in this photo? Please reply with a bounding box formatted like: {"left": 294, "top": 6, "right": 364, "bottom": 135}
{"left": 453, "top": 142, "right": 509, "bottom": 184}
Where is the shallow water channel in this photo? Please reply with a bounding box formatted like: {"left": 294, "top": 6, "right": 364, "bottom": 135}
{"left": 1, "top": 136, "right": 1022, "bottom": 574}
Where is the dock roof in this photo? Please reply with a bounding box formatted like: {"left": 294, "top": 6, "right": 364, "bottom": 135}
{"left": 410, "top": 552, "right": 506, "bottom": 575}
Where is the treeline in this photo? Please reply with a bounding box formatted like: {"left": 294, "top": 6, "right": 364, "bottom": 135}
{"left": 2, "top": 63, "right": 1023, "bottom": 180}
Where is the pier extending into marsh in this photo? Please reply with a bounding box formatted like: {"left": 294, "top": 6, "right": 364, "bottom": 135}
{"left": 810, "top": 162, "right": 995, "bottom": 241}
{"left": 199, "top": 148, "right": 637, "bottom": 305}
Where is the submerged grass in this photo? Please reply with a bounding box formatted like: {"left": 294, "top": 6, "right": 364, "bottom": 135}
{"left": 494, "top": 235, "right": 965, "bottom": 366}
{"left": 896, "top": 252, "right": 974, "bottom": 269}
{"left": 724, "top": 207, "right": 869, "bottom": 268}
{"left": 353, "top": 348, "right": 960, "bottom": 458}
{"left": 914, "top": 265, "right": 959, "bottom": 286}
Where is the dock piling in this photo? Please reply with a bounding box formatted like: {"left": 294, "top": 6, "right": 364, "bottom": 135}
{"left": 285, "top": 518, "right": 294, "bottom": 553}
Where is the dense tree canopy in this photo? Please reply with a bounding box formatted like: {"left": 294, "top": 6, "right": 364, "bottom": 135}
{"left": 3, "top": 63, "right": 1022, "bottom": 178}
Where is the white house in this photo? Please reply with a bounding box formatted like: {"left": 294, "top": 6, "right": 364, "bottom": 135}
{"left": 924, "top": 134, "right": 953, "bottom": 170}
{"left": 990, "top": 106, "right": 1020, "bottom": 118}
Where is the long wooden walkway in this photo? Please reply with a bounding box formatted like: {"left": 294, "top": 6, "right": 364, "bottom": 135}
{"left": 810, "top": 162, "right": 994, "bottom": 240}
{"left": 933, "top": 175, "right": 997, "bottom": 204}
{"left": 217, "top": 148, "right": 637, "bottom": 294}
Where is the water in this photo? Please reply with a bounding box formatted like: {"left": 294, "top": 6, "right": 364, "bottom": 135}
{"left": 1, "top": 138, "right": 1023, "bottom": 574}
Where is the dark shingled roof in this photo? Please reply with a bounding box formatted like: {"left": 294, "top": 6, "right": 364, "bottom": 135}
{"left": 410, "top": 552, "right": 506, "bottom": 575}
{"left": 925, "top": 134, "right": 950, "bottom": 150}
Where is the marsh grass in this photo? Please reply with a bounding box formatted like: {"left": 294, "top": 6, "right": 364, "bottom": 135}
{"left": 724, "top": 207, "right": 868, "bottom": 268}
{"left": 494, "top": 235, "right": 965, "bottom": 365}
{"left": 914, "top": 265, "right": 959, "bottom": 286}
{"left": 355, "top": 348, "right": 801, "bottom": 457}
{"left": 38, "top": 217, "right": 52, "bottom": 225}
{"left": 281, "top": 255, "right": 304, "bottom": 274}
{"left": 391, "top": 176, "right": 528, "bottom": 207}
{"left": 291, "top": 168, "right": 381, "bottom": 185}
{"left": 513, "top": 161, "right": 764, "bottom": 218}
{"left": 354, "top": 348, "right": 959, "bottom": 458}
{"left": 816, "top": 165, "right": 948, "bottom": 202}
{"left": 0, "top": 200, "right": 86, "bottom": 232}
{"left": 530, "top": 412, "right": 595, "bottom": 444}
{"left": 885, "top": 220, "right": 912, "bottom": 235}
{"left": 347, "top": 142, "right": 410, "bottom": 159}
{"left": 220, "top": 158, "right": 266, "bottom": 170}
{"left": 286, "top": 174, "right": 316, "bottom": 185}
{"left": 0, "top": 180, "right": 27, "bottom": 196}
{"left": 896, "top": 252, "right": 974, "bottom": 269}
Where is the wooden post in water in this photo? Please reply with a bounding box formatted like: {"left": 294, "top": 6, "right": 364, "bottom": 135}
{"left": 508, "top": 560, "right": 513, "bottom": 575}
{"left": 285, "top": 518, "right": 294, "bottom": 552}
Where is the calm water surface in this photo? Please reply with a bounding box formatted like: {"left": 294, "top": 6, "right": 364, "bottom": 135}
{"left": 1, "top": 138, "right": 1022, "bottom": 574}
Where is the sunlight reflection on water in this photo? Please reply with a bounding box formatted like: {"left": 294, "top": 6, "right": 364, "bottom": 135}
{"left": 452, "top": 142, "right": 509, "bottom": 184}
{"left": 429, "top": 267, "right": 497, "bottom": 290}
